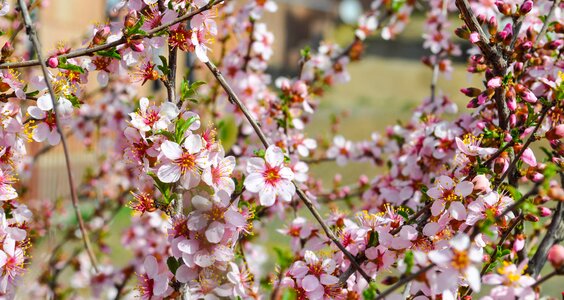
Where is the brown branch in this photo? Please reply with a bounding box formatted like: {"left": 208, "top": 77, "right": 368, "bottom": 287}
{"left": 18, "top": 0, "right": 100, "bottom": 273}
{"left": 531, "top": 266, "right": 563, "bottom": 288}
{"left": 496, "top": 105, "right": 551, "bottom": 187}
{"left": 479, "top": 214, "right": 523, "bottom": 276}
{"left": 241, "top": 18, "right": 255, "bottom": 71}
{"left": 528, "top": 200, "right": 564, "bottom": 276}
{"left": 204, "top": 60, "right": 373, "bottom": 283}
{"left": 0, "top": 1, "right": 221, "bottom": 70}
{"left": 454, "top": 0, "right": 509, "bottom": 130}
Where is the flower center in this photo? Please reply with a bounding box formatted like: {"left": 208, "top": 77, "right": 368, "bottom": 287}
{"left": 143, "top": 109, "right": 160, "bottom": 126}
{"left": 175, "top": 152, "right": 196, "bottom": 174}
{"left": 451, "top": 249, "right": 469, "bottom": 270}
{"left": 263, "top": 167, "right": 280, "bottom": 185}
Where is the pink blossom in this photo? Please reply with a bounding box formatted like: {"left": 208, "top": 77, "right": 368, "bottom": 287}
{"left": 157, "top": 135, "right": 209, "bottom": 188}
{"left": 428, "top": 175, "right": 474, "bottom": 220}
{"left": 244, "top": 145, "right": 295, "bottom": 206}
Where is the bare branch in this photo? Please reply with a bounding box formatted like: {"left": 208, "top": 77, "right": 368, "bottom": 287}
{"left": 204, "top": 60, "right": 374, "bottom": 283}
{"left": 0, "top": 1, "right": 222, "bottom": 70}
{"left": 17, "top": 0, "right": 99, "bottom": 272}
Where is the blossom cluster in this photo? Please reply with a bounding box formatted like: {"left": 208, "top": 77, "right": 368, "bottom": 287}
{"left": 0, "top": 0, "right": 561, "bottom": 298}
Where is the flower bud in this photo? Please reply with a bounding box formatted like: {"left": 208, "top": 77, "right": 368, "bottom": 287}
{"left": 513, "top": 235, "right": 525, "bottom": 252}
{"left": 545, "top": 39, "right": 563, "bottom": 50}
{"left": 487, "top": 77, "right": 502, "bottom": 89}
{"left": 124, "top": 10, "right": 138, "bottom": 28}
{"left": 93, "top": 26, "right": 111, "bottom": 45}
{"left": 538, "top": 206, "right": 552, "bottom": 217}
{"left": 130, "top": 41, "right": 144, "bottom": 52}
{"left": 546, "top": 125, "right": 564, "bottom": 140}
{"left": 520, "top": 41, "right": 533, "bottom": 51}
{"left": 519, "top": 0, "right": 533, "bottom": 15}
{"left": 547, "top": 244, "right": 564, "bottom": 269}
{"left": 47, "top": 56, "right": 59, "bottom": 68}
{"left": 477, "top": 14, "right": 487, "bottom": 25}
{"left": 514, "top": 62, "right": 524, "bottom": 73}
{"left": 488, "top": 16, "right": 498, "bottom": 35}
{"left": 1, "top": 42, "right": 14, "bottom": 59}
{"left": 455, "top": 27, "right": 470, "bottom": 39}
{"left": 359, "top": 175, "right": 369, "bottom": 186}
{"left": 469, "top": 32, "right": 480, "bottom": 44}
{"left": 524, "top": 213, "right": 539, "bottom": 222}
{"left": 472, "top": 174, "right": 491, "bottom": 193}
{"left": 381, "top": 276, "right": 399, "bottom": 285}
{"left": 495, "top": 0, "right": 512, "bottom": 15}
{"left": 460, "top": 87, "right": 482, "bottom": 97}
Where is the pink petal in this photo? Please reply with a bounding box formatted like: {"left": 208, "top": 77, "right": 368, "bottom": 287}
{"left": 301, "top": 275, "right": 320, "bottom": 292}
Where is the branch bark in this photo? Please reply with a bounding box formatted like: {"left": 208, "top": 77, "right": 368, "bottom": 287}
{"left": 1, "top": 1, "right": 221, "bottom": 70}
{"left": 204, "top": 60, "right": 373, "bottom": 283}
{"left": 17, "top": 0, "right": 99, "bottom": 272}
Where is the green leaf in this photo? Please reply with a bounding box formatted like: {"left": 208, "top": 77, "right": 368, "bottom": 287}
{"left": 174, "top": 116, "right": 197, "bottom": 143}
{"left": 96, "top": 48, "right": 121, "bottom": 60}
{"left": 66, "top": 94, "right": 81, "bottom": 108}
{"left": 217, "top": 116, "right": 238, "bottom": 151}
{"left": 363, "top": 282, "right": 380, "bottom": 300}
{"left": 167, "top": 257, "right": 181, "bottom": 274}
{"left": 147, "top": 172, "right": 173, "bottom": 205}
{"left": 153, "top": 130, "right": 175, "bottom": 141}
{"left": 158, "top": 55, "right": 169, "bottom": 76}
{"left": 58, "top": 59, "right": 85, "bottom": 74}
{"left": 281, "top": 289, "right": 296, "bottom": 300}
{"left": 180, "top": 79, "right": 206, "bottom": 102}
{"left": 273, "top": 247, "right": 294, "bottom": 269}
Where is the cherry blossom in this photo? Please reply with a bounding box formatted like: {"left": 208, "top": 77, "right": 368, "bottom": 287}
{"left": 244, "top": 145, "right": 295, "bottom": 206}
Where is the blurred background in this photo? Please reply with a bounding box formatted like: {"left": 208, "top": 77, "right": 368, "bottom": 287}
{"left": 23, "top": 0, "right": 560, "bottom": 297}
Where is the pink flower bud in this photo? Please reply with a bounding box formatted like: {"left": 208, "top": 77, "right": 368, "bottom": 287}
{"left": 47, "top": 56, "right": 59, "bottom": 68}
{"left": 472, "top": 174, "right": 491, "bottom": 193}
{"left": 547, "top": 244, "right": 564, "bottom": 269}
{"left": 359, "top": 175, "right": 369, "bottom": 186}
{"left": 461, "top": 87, "right": 482, "bottom": 97}
{"left": 520, "top": 41, "right": 533, "bottom": 51}
{"left": 477, "top": 93, "right": 488, "bottom": 105}
{"left": 130, "top": 41, "right": 144, "bottom": 52}
{"left": 531, "top": 172, "right": 544, "bottom": 182}
{"left": 525, "top": 213, "right": 539, "bottom": 222}
{"left": 1, "top": 42, "right": 14, "bottom": 58}
{"left": 514, "top": 62, "right": 524, "bottom": 73}
{"left": 469, "top": 32, "right": 480, "bottom": 44}
{"left": 506, "top": 95, "right": 517, "bottom": 110}
{"left": 520, "top": 0, "right": 533, "bottom": 15}
{"left": 513, "top": 235, "right": 525, "bottom": 252}
{"left": 539, "top": 206, "right": 551, "bottom": 217}
{"left": 504, "top": 133, "right": 512, "bottom": 142}
{"left": 509, "top": 114, "right": 517, "bottom": 127}
{"left": 487, "top": 77, "right": 502, "bottom": 89}
{"left": 546, "top": 39, "right": 563, "bottom": 50}
{"left": 521, "top": 90, "right": 537, "bottom": 103}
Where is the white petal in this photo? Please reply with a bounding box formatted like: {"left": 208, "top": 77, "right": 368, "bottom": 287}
{"left": 161, "top": 141, "right": 183, "bottom": 160}
{"left": 157, "top": 163, "right": 181, "bottom": 183}
{"left": 37, "top": 94, "right": 54, "bottom": 111}
{"left": 265, "top": 145, "right": 284, "bottom": 166}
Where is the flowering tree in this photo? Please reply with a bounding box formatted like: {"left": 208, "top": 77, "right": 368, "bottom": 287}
{"left": 0, "top": 0, "right": 562, "bottom": 298}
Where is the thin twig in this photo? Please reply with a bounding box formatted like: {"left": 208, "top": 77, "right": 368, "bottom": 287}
{"left": 18, "top": 0, "right": 99, "bottom": 272}
{"left": 531, "top": 267, "right": 563, "bottom": 288}
{"left": 496, "top": 105, "right": 551, "bottom": 187}
{"left": 528, "top": 198, "right": 564, "bottom": 276}
{"left": 0, "top": 1, "right": 222, "bottom": 70}
{"left": 204, "top": 60, "right": 373, "bottom": 283}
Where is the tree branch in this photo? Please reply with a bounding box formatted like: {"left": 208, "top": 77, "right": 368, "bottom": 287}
{"left": 528, "top": 200, "right": 564, "bottom": 276}
{"left": 204, "top": 60, "right": 373, "bottom": 283}
{"left": 1, "top": 1, "right": 221, "bottom": 70}
{"left": 18, "top": 0, "right": 99, "bottom": 272}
